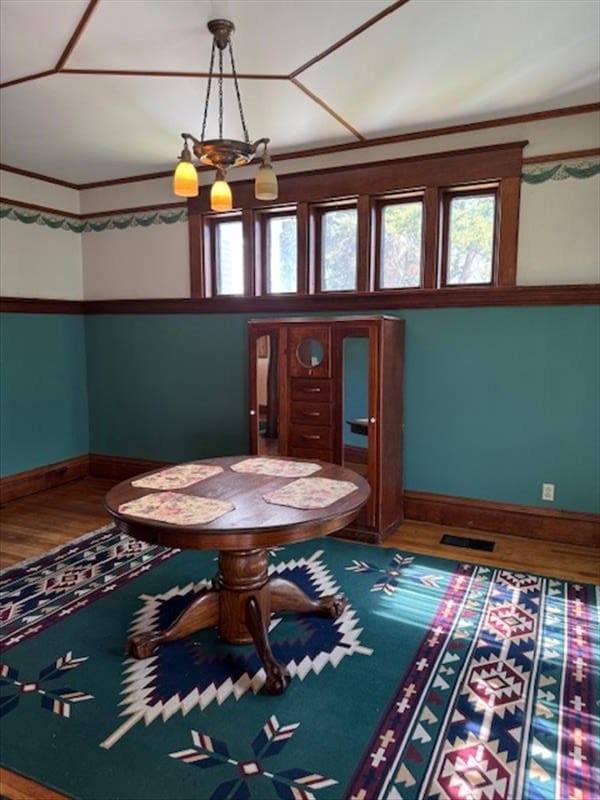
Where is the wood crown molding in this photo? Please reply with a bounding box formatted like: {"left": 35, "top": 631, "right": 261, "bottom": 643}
{"left": 522, "top": 147, "right": 600, "bottom": 164}
{"left": 404, "top": 490, "right": 599, "bottom": 548}
{"left": 2, "top": 104, "right": 598, "bottom": 191}
{"left": 2, "top": 285, "right": 598, "bottom": 315}
{"left": 0, "top": 164, "right": 79, "bottom": 190}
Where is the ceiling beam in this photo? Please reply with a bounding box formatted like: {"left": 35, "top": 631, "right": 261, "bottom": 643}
{"left": 289, "top": 0, "right": 412, "bottom": 78}
{"left": 55, "top": 0, "right": 100, "bottom": 71}
{"left": 290, "top": 78, "right": 365, "bottom": 140}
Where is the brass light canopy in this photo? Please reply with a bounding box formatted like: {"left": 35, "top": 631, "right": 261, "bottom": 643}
{"left": 172, "top": 18, "right": 278, "bottom": 210}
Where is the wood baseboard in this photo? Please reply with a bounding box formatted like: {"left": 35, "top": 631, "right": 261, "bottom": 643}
{"left": 0, "top": 455, "right": 89, "bottom": 504}
{"left": 343, "top": 444, "right": 368, "bottom": 464}
{"left": 404, "top": 490, "right": 599, "bottom": 547}
{"left": 88, "top": 453, "right": 170, "bottom": 481}
{"left": 3, "top": 454, "right": 597, "bottom": 547}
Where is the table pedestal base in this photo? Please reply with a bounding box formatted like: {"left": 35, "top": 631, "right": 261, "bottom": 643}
{"left": 127, "top": 548, "right": 347, "bottom": 694}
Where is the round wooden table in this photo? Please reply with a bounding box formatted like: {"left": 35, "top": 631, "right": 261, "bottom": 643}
{"left": 104, "top": 455, "right": 370, "bottom": 694}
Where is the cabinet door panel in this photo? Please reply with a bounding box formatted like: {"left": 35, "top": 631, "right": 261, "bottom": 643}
{"left": 288, "top": 326, "right": 331, "bottom": 378}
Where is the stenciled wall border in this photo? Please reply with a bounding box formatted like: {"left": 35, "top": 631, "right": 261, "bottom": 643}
{"left": 1, "top": 152, "right": 599, "bottom": 234}
{"left": 0, "top": 203, "right": 187, "bottom": 233}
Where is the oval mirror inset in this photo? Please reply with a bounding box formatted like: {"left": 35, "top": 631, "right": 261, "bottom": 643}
{"left": 296, "top": 338, "right": 325, "bottom": 368}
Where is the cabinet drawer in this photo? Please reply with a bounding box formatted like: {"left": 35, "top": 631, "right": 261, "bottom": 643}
{"left": 289, "top": 446, "right": 334, "bottom": 464}
{"left": 291, "top": 378, "right": 332, "bottom": 402}
{"left": 290, "top": 425, "right": 333, "bottom": 450}
{"left": 291, "top": 402, "right": 333, "bottom": 426}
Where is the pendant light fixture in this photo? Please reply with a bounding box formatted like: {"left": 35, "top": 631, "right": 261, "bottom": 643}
{"left": 172, "top": 19, "right": 278, "bottom": 211}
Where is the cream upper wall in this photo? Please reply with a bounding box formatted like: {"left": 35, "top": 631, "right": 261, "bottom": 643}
{"left": 1, "top": 112, "right": 599, "bottom": 299}
{"left": 0, "top": 169, "right": 80, "bottom": 214}
{"left": 0, "top": 169, "right": 84, "bottom": 299}
{"left": 82, "top": 222, "right": 189, "bottom": 299}
{"left": 0, "top": 218, "right": 84, "bottom": 299}
{"left": 519, "top": 175, "right": 600, "bottom": 285}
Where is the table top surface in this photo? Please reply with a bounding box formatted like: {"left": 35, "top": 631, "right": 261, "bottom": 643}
{"left": 104, "top": 455, "right": 370, "bottom": 551}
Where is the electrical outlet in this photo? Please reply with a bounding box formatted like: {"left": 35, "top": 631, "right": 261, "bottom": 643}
{"left": 542, "top": 483, "right": 555, "bottom": 502}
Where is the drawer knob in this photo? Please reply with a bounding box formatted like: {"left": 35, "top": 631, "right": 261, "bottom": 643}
{"left": 369, "top": 417, "right": 376, "bottom": 423}
{"left": 250, "top": 410, "right": 256, "bottom": 416}
{"left": 302, "top": 434, "right": 321, "bottom": 440}
{"left": 305, "top": 387, "right": 321, "bottom": 393}
{"left": 303, "top": 411, "right": 320, "bottom": 417}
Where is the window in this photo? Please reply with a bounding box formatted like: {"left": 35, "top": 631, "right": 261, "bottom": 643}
{"left": 319, "top": 207, "right": 358, "bottom": 292}
{"left": 266, "top": 214, "right": 297, "bottom": 293}
{"left": 188, "top": 142, "right": 523, "bottom": 304}
{"left": 215, "top": 219, "right": 244, "bottom": 295}
{"left": 442, "top": 190, "right": 497, "bottom": 286}
{"left": 378, "top": 199, "right": 423, "bottom": 289}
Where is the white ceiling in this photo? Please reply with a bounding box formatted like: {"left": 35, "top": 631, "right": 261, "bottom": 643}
{"left": 1, "top": 0, "right": 599, "bottom": 185}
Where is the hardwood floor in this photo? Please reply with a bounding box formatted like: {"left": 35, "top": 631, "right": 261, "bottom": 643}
{"left": 1, "top": 477, "right": 598, "bottom": 581}
{"left": 0, "top": 478, "right": 598, "bottom": 800}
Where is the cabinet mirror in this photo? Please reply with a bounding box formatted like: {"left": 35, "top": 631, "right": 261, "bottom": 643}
{"left": 255, "top": 333, "right": 280, "bottom": 456}
{"left": 296, "top": 338, "right": 325, "bottom": 369}
{"left": 342, "top": 336, "right": 370, "bottom": 480}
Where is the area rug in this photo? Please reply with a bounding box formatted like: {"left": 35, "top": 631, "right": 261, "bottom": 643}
{"left": 0, "top": 526, "right": 598, "bottom": 800}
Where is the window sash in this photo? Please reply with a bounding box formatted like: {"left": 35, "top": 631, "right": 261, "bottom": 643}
{"left": 376, "top": 198, "right": 424, "bottom": 290}
{"left": 265, "top": 213, "right": 298, "bottom": 294}
{"left": 440, "top": 188, "right": 498, "bottom": 287}
{"left": 317, "top": 206, "right": 358, "bottom": 293}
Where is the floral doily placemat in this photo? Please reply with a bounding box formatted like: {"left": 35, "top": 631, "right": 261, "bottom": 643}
{"left": 118, "top": 492, "right": 234, "bottom": 525}
{"left": 262, "top": 477, "right": 358, "bottom": 509}
{"left": 131, "top": 464, "right": 223, "bottom": 490}
{"left": 230, "top": 457, "right": 321, "bottom": 478}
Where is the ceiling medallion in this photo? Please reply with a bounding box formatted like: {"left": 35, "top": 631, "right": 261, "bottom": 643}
{"left": 172, "top": 18, "right": 278, "bottom": 211}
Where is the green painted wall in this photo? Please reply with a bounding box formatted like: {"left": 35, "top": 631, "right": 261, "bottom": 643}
{"left": 85, "top": 306, "right": 600, "bottom": 514}
{"left": 0, "top": 313, "right": 89, "bottom": 476}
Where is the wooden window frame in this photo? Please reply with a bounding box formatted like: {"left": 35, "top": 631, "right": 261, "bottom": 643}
{"left": 312, "top": 200, "right": 359, "bottom": 294}
{"left": 373, "top": 193, "right": 425, "bottom": 292}
{"left": 187, "top": 140, "right": 526, "bottom": 306}
{"left": 439, "top": 185, "right": 499, "bottom": 288}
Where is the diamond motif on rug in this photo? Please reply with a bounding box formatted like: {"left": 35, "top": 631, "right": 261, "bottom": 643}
{"left": 465, "top": 655, "right": 526, "bottom": 715}
{"left": 434, "top": 737, "right": 513, "bottom": 800}
{"left": 486, "top": 603, "right": 536, "bottom": 642}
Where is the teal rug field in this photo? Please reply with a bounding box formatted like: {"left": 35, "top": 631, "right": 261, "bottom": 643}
{"left": 0, "top": 527, "right": 598, "bottom": 800}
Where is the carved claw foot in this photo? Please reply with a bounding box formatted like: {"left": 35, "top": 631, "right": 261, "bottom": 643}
{"left": 127, "top": 633, "right": 160, "bottom": 659}
{"left": 264, "top": 662, "right": 291, "bottom": 695}
{"left": 318, "top": 593, "right": 348, "bottom": 619}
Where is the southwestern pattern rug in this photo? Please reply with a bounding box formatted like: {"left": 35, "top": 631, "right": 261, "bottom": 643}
{"left": 0, "top": 526, "right": 598, "bottom": 800}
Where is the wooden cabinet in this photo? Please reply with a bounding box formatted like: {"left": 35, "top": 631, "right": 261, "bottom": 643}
{"left": 248, "top": 316, "right": 404, "bottom": 543}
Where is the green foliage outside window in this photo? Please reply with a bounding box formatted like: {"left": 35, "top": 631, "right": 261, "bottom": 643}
{"left": 268, "top": 216, "right": 297, "bottom": 293}
{"left": 381, "top": 202, "right": 423, "bottom": 288}
{"left": 447, "top": 195, "right": 495, "bottom": 285}
{"left": 321, "top": 208, "right": 358, "bottom": 291}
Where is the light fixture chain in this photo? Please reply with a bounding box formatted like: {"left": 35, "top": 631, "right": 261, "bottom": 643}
{"left": 218, "top": 47, "right": 224, "bottom": 139}
{"left": 228, "top": 41, "right": 250, "bottom": 144}
{"left": 201, "top": 39, "right": 217, "bottom": 142}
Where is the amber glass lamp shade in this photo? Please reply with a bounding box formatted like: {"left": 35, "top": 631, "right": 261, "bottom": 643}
{"left": 173, "top": 160, "right": 199, "bottom": 197}
{"left": 211, "top": 179, "right": 233, "bottom": 212}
